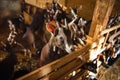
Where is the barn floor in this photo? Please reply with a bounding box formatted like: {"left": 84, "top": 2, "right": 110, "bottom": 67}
{"left": 97, "top": 57, "right": 120, "bottom": 80}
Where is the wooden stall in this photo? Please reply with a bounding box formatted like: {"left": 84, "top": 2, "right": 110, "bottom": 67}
{"left": 17, "top": 0, "right": 120, "bottom": 79}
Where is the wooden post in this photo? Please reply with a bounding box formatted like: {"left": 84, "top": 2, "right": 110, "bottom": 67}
{"left": 88, "top": 0, "right": 116, "bottom": 41}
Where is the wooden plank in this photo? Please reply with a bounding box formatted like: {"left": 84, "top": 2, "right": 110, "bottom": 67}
{"left": 100, "top": 24, "right": 120, "bottom": 35}
{"left": 23, "top": 11, "right": 32, "bottom": 25}
{"left": 89, "top": 0, "right": 116, "bottom": 41}
{"left": 41, "top": 51, "right": 90, "bottom": 80}
{"left": 102, "top": 32, "right": 109, "bottom": 47}
{"left": 102, "top": 0, "right": 116, "bottom": 30}
{"left": 17, "top": 45, "right": 91, "bottom": 80}
{"left": 41, "top": 58, "right": 86, "bottom": 80}
{"left": 86, "top": 35, "right": 93, "bottom": 44}
{"left": 100, "top": 24, "right": 120, "bottom": 47}
{"left": 25, "top": 0, "right": 66, "bottom": 9}
{"left": 58, "top": 53, "right": 90, "bottom": 80}
{"left": 108, "top": 31, "right": 120, "bottom": 43}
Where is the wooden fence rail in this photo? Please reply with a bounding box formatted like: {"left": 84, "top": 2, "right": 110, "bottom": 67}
{"left": 17, "top": 19, "right": 120, "bottom": 80}
{"left": 17, "top": 28, "right": 120, "bottom": 80}
{"left": 100, "top": 24, "right": 120, "bottom": 35}
{"left": 17, "top": 44, "right": 91, "bottom": 80}
{"left": 100, "top": 24, "right": 120, "bottom": 47}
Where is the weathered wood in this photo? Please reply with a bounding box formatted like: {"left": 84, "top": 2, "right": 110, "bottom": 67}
{"left": 108, "top": 31, "right": 120, "bottom": 43}
{"left": 100, "top": 24, "right": 120, "bottom": 47}
{"left": 23, "top": 11, "right": 32, "bottom": 25}
{"left": 41, "top": 51, "right": 90, "bottom": 80}
{"left": 41, "top": 58, "right": 85, "bottom": 80}
{"left": 89, "top": 36, "right": 105, "bottom": 61}
{"left": 89, "top": 0, "right": 116, "bottom": 41}
{"left": 102, "top": 32, "right": 109, "bottom": 47}
{"left": 58, "top": 53, "right": 89, "bottom": 80}
{"left": 57, "top": 52, "right": 90, "bottom": 80}
{"left": 100, "top": 24, "right": 120, "bottom": 35}
{"left": 24, "top": 0, "right": 66, "bottom": 9}
{"left": 17, "top": 45, "right": 91, "bottom": 80}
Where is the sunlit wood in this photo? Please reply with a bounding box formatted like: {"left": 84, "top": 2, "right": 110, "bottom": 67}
{"left": 89, "top": 0, "right": 115, "bottom": 41}
{"left": 100, "top": 24, "right": 120, "bottom": 35}
{"left": 17, "top": 45, "right": 91, "bottom": 80}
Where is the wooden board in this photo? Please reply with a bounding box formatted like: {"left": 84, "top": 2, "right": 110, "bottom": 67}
{"left": 17, "top": 45, "right": 91, "bottom": 80}
{"left": 89, "top": 0, "right": 115, "bottom": 41}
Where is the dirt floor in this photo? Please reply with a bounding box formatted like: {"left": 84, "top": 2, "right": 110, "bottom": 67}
{"left": 97, "top": 58, "right": 120, "bottom": 80}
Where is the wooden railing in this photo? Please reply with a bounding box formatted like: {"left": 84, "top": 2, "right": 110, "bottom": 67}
{"left": 100, "top": 24, "right": 120, "bottom": 47}
{"left": 17, "top": 44, "right": 90, "bottom": 80}
{"left": 17, "top": 24, "right": 120, "bottom": 80}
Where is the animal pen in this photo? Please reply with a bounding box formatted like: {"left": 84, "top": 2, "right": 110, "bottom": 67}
{"left": 17, "top": 0, "right": 120, "bottom": 80}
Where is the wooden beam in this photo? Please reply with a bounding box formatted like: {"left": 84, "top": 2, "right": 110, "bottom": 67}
{"left": 24, "top": 0, "right": 66, "bottom": 9}
{"left": 41, "top": 58, "right": 86, "bottom": 80}
{"left": 100, "top": 24, "right": 120, "bottom": 35}
{"left": 17, "top": 45, "right": 91, "bottom": 80}
{"left": 108, "top": 31, "right": 120, "bottom": 43}
{"left": 89, "top": 0, "right": 116, "bottom": 41}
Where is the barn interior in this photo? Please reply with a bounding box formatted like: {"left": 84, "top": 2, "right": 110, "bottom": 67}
{"left": 0, "top": 0, "right": 120, "bottom": 80}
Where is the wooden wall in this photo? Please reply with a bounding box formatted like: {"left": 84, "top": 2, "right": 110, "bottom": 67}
{"left": 66, "top": 0, "right": 96, "bottom": 20}
{"left": 24, "top": 0, "right": 66, "bottom": 8}
{"left": 66, "top": 0, "right": 120, "bottom": 20}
